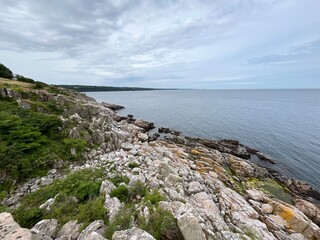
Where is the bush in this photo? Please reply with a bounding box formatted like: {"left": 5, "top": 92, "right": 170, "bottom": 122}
{"left": 34, "top": 81, "right": 47, "bottom": 89}
{"left": 105, "top": 205, "right": 134, "bottom": 239}
{"left": 108, "top": 175, "right": 129, "bottom": 187}
{"left": 129, "top": 181, "right": 147, "bottom": 200}
{"left": 128, "top": 162, "right": 139, "bottom": 169}
{"left": 144, "top": 190, "right": 166, "bottom": 205}
{"left": 143, "top": 207, "right": 179, "bottom": 240}
{"left": 15, "top": 74, "right": 35, "bottom": 83}
{"left": 110, "top": 185, "right": 129, "bottom": 202}
{"left": 13, "top": 207, "right": 43, "bottom": 228}
{"left": 74, "top": 182, "right": 101, "bottom": 202}
{"left": 0, "top": 63, "right": 13, "bottom": 79}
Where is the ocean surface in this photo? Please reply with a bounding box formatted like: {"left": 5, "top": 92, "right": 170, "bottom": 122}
{"left": 86, "top": 90, "right": 320, "bottom": 191}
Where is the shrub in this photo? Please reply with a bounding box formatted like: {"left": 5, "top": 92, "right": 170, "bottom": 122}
{"left": 108, "top": 175, "right": 130, "bottom": 186}
{"left": 105, "top": 205, "right": 134, "bottom": 239}
{"left": 15, "top": 74, "right": 35, "bottom": 83}
{"left": 144, "top": 190, "right": 166, "bottom": 205}
{"left": 13, "top": 207, "right": 43, "bottom": 228}
{"left": 129, "top": 181, "right": 147, "bottom": 200}
{"left": 110, "top": 185, "right": 129, "bottom": 202}
{"left": 74, "top": 182, "right": 101, "bottom": 202}
{"left": 143, "top": 207, "right": 179, "bottom": 240}
{"left": 128, "top": 162, "right": 139, "bottom": 169}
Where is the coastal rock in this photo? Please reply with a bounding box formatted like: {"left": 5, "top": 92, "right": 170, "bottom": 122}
{"left": 104, "top": 194, "right": 122, "bottom": 221}
{"left": 294, "top": 198, "right": 320, "bottom": 225}
{"left": 101, "top": 101, "right": 124, "bottom": 110}
{"left": 100, "top": 179, "right": 116, "bottom": 195}
{"left": 56, "top": 220, "right": 81, "bottom": 240}
{"left": 112, "top": 227, "right": 156, "bottom": 240}
{"left": 31, "top": 219, "right": 59, "bottom": 238}
{"left": 177, "top": 213, "right": 206, "bottom": 240}
{"left": 138, "top": 132, "right": 149, "bottom": 142}
{"left": 0, "top": 212, "right": 32, "bottom": 240}
{"left": 133, "top": 119, "right": 155, "bottom": 132}
{"left": 78, "top": 220, "right": 105, "bottom": 240}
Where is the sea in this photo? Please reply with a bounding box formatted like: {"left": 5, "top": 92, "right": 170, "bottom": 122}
{"left": 86, "top": 89, "right": 320, "bottom": 191}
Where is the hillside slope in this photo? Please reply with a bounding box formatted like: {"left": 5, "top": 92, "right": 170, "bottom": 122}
{"left": 0, "top": 78, "right": 319, "bottom": 240}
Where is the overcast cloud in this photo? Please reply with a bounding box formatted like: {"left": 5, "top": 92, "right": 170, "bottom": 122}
{"left": 0, "top": 0, "right": 319, "bottom": 88}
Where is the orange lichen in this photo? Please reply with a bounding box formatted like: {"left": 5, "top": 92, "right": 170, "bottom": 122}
{"left": 278, "top": 206, "right": 294, "bottom": 222}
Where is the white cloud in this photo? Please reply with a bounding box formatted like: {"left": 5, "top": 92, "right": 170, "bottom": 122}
{"left": 0, "top": 0, "right": 319, "bottom": 88}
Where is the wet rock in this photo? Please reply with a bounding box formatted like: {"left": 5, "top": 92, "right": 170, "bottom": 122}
{"left": 134, "top": 119, "right": 155, "bottom": 132}
{"left": 112, "top": 227, "right": 156, "bottom": 240}
{"left": 101, "top": 102, "right": 124, "bottom": 110}
{"left": 0, "top": 212, "right": 32, "bottom": 240}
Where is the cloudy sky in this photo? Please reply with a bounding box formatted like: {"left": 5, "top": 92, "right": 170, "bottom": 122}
{"left": 1, "top": 0, "right": 319, "bottom": 89}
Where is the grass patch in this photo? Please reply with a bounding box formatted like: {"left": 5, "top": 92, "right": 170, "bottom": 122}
{"left": 108, "top": 175, "right": 130, "bottom": 187}
{"left": 12, "top": 169, "right": 105, "bottom": 228}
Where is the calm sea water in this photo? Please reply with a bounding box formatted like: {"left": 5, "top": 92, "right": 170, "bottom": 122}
{"left": 86, "top": 90, "right": 320, "bottom": 191}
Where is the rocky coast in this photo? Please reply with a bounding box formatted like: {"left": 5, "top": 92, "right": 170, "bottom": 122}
{"left": 0, "top": 81, "right": 319, "bottom": 240}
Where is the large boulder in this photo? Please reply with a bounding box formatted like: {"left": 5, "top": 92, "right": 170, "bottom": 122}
{"left": 78, "top": 220, "right": 105, "bottom": 240}
{"left": 31, "top": 219, "right": 59, "bottom": 238}
{"left": 104, "top": 194, "right": 122, "bottom": 221}
{"left": 100, "top": 179, "right": 116, "bottom": 195}
{"left": 0, "top": 212, "right": 32, "bottom": 240}
{"left": 112, "top": 227, "right": 156, "bottom": 240}
{"left": 56, "top": 220, "right": 81, "bottom": 240}
{"left": 177, "top": 213, "right": 206, "bottom": 240}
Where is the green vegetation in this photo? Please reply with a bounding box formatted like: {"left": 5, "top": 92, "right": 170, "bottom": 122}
{"left": 247, "top": 178, "right": 293, "bottom": 204}
{"left": 0, "top": 97, "right": 88, "bottom": 199}
{"left": 128, "top": 162, "right": 140, "bottom": 169}
{"left": 108, "top": 175, "right": 130, "bottom": 186}
{"left": 12, "top": 169, "right": 105, "bottom": 228}
{"left": 0, "top": 63, "right": 13, "bottom": 79}
{"left": 144, "top": 190, "right": 166, "bottom": 205}
{"left": 110, "top": 185, "right": 130, "bottom": 202}
{"left": 57, "top": 85, "right": 174, "bottom": 92}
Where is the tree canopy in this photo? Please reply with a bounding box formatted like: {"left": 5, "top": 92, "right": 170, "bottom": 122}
{"left": 0, "top": 63, "right": 13, "bottom": 79}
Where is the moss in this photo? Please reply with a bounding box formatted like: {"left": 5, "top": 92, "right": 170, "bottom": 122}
{"left": 247, "top": 178, "right": 293, "bottom": 204}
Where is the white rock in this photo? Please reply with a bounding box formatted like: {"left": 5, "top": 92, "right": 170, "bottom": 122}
{"left": 177, "top": 213, "right": 206, "bottom": 240}
{"left": 112, "top": 227, "right": 155, "bottom": 240}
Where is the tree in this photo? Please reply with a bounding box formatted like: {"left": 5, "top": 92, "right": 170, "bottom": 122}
{"left": 0, "top": 63, "right": 14, "bottom": 79}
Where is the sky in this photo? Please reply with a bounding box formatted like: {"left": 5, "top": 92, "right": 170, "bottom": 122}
{"left": 0, "top": 0, "right": 320, "bottom": 89}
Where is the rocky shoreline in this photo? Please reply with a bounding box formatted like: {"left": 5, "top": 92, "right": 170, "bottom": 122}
{"left": 0, "top": 86, "right": 320, "bottom": 240}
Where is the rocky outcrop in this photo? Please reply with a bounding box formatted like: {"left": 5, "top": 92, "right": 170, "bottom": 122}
{"left": 0, "top": 212, "right": 32, "bottom": 240}
{"left": 1, "top": 86, "right": 320, "bottom": 240}
{"left": 101, "top": 101, "right": 124, "bottom": 110}
{"left": 112, "top": 227, "right": 156, "bottom": 240}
